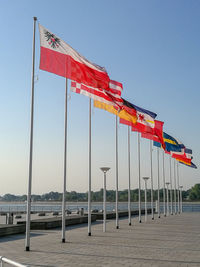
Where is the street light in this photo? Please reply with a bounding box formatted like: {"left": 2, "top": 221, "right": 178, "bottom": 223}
{"left": 179, "top": 185, "right": 183, "bottom": 213}
{"left": 143, "top": 177, "right": 149, "bottom": 222}
{"left": 166, "top": 182, "right": 170, "bottom": 216}
{"left": 100, "top": 167, "right": 110, "bottom": 232}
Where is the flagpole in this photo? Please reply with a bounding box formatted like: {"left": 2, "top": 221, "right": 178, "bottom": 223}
{"left": 88, "top": 98, "right": 92, "bottom": 236}
{"left": 162, "top": 151, "right": 166, "bottom": 217}
{"left": 62, "top": 78, "right": 68, "bottom": 243}
{"left": 138, "top": 133, "right": 141, "bottom": 223}
{"left": 25, "top": 16, "right": 37, "bottom": 252}
{"left": 150, "top": 140, "right": 154, "bottom": 220}
{"left": 178, "top": 165, "right": 183, "bottom": 213}
{"left": 157, "top": 147, "right": 160, "bottom": 218}
{"left": 169, "top": 157, "right": 173, "bottom": 215}
{"left": 180, "top": 185, "right": 183, "bottom": 213}
{"left": 173, "top": 159, "right": 177, "bottom": 214}
{"left": 128, "top": 126, "right": 131, "bottom": 226}
{"left": 177, "top": 162, "right": 180, "bottom": 214}
{"left": 115, "top": 115, "right": 119, "bottom": 229}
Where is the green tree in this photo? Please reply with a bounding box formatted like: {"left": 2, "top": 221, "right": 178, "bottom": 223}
{"left": 189, "top": 184, "right": 200, "bottom": 201}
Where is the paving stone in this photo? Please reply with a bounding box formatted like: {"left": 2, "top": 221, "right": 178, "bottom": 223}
{"left": 0, "top": 213, "right": 200, "bottom": 266}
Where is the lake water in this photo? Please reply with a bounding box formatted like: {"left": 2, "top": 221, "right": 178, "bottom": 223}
{"left": 0, "top": 202, "right": 200, "bottom": 213}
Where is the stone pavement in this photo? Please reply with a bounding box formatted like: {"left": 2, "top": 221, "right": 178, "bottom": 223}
{"left": 0, "top": 212, "right": 200, "bottom": 267}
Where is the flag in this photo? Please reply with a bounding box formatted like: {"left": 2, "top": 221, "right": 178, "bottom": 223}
{"left": 39, "top": 24, "right": 110, "bottom": 90}
{"left": 179, "top": 161, "right": 197, "bottom": 169}
{"left": 140, "top": 120, "right": 165, "bottom": 148}
{"left": 153, "top": 141, "right": 162, "bottom": 148}
{"left": 119, "top": 98, "right": 157, "bottom": 132}
{"left": 163, "top": 132, "right": 185, "bottom": 153}
{"left": 122, "top": 98, "right": 157, "bottom": 119}
{"left": 94, "top": 100, "right": 137, "bottom": 124}
{"left": 71, "top": 80, "right": 123, "bottom": 108}
{"left": 142, "top": 132, "right": 160, "bottom": 142}
{"left": 119, "top": 99, "right": 166, "bottom": 147}
{"left": 172, "top": 148, "right": 192, "bottom": 165}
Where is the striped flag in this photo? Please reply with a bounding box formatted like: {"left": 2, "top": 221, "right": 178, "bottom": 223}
{"left": 39, "top": 24, "right": 110, "bottom": 90}
{"left": 172, "top": 148, "right": 192, "bottom": 165}
{"left": 93, "top": 100, "right": 137, "bottom": 124}
{"left": 179, "top": 161, "right": 197, "bottom": 169}
{"left": 71, "top": 80, "right": 123, "bottom": 108}
{"left": 119, "top": 99, "right": 157, "bottom": 129}
{"left": 119, "top": 100, "right": 166, "bottom": 148}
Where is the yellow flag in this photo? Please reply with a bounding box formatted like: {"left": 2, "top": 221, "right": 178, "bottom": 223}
{"left": 94, "top": 100, "right": 137, "bottom": 125}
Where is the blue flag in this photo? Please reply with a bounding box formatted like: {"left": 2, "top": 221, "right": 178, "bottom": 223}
{"left": 163, "top": 132, "right": 185, "bottom": 152}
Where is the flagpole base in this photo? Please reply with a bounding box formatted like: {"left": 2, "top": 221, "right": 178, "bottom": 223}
{"left": 25, "top": 246, "right": 30, "bottom": 252}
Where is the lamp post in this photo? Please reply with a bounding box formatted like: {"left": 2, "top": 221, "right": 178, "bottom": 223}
{"left": 166, "top": 182, "right": 170, "bottom": 216}
{"left": 143, "top": 177, "right": 149, "bottom": 222}
{"left": 100, "top": 167, "right": 110, "bottom": 232}
{"left": 179, "top": 185, "right": 183, "bottom": 213}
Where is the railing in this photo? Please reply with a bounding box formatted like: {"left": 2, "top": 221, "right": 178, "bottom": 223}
{"left": 1, "top": 202, "right": 200, "bottom": 213}
{"left": 0, "top": 256, "right": 27, "bottom": 267}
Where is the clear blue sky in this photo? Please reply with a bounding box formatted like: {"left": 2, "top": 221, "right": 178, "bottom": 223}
{"left": 0, "top": 0, "right": 199, "bottom": 195}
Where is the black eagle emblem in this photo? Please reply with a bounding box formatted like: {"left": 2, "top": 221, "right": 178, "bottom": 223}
{"left": 44, "top": 30, "right": 60, "bottom": 49}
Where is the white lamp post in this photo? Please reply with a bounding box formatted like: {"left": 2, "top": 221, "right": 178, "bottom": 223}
{"left": 100, "top": 167, "right": 110, "bottom": 232}
{"left": 166, "top": 182, "right": 170, "bottom": 216}
{"left": 143, "top": 177, "right": 149, "bottom": 222}
{"left": 179, "top": 185, "right": 183, "bottom": 213}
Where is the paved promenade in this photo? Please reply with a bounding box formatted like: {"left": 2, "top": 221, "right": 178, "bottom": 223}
{"left": 0, "top": 212, "right": 200, "bottom": 266}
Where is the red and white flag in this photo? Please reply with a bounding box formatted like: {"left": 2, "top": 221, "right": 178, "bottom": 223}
{"left": 39, "top": 24, "right": 110, "bottom": 90}
{"left": 171, "top": 148, "right": 192, "bottom": 164}
{"left": 140, "top": 120, "right": 165, "bottom": 149}
{"left": 71, "top": 80, "right": 123, "bottom": 108}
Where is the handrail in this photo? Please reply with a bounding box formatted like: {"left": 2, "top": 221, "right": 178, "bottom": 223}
{"left": 0, "top": 256, "right": 27, "bottom": 267}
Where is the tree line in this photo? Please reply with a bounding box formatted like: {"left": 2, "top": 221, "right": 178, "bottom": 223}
{"left": 0, "top": 184, "right": 200, "bottom": 202}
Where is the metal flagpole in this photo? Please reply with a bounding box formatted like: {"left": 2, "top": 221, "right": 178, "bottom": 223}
{"left": 162, "top": 151, "right": 166, "bottom": 217}
{"left": 115, "top": 115, "right": 119, "bottom": 229}
{"left": 157, "top": 148, "right": 160, "bottom": 218}
{"left": 128, "top": 126, "right": 131, "bottom": 226}
{"left": 143, "top": 177, "right": 149, "bottom": 222}
{"left": 169, "top": 157, "right": 173, "bottom": 215}
{"left": 177, "top": 162, "right": 180, "bottom": 213}
{"left": 173, "top": 160, "right": 177, "bottom": 214}
{"left": 88, "top": 98, "right": 92, "bottom": 236}
{"left": 166, "top": 182, "right": 170, "bottom": 216}
{"left": 138, "top": 133, "right": 141, "bottom": 223}
{"left": 25, "top": 16, "right": 37, "bottom": 252}
{"left": 180, "top": 186, "right": 183, "bottom": 213}
{"left": 62, "top": 79, "right": 68, "bottom": 243}
{"left": 150, "top": 140, "right": 154, "bottom": 220}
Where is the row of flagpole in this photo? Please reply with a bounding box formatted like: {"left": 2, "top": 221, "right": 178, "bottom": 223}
{"left": 25, "top": 17, "right": 185, "bottom": 251}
